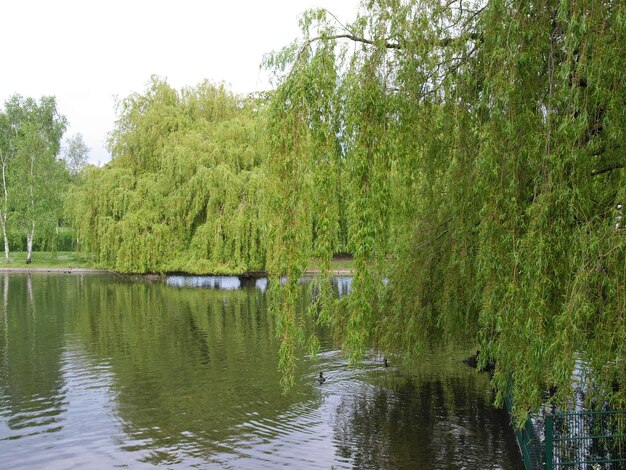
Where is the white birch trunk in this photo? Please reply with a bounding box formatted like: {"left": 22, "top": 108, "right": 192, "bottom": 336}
{"left": 26, "top": 152, "right": 35, "bottom": 264}
{"left": 26, "top": 221, "right": 34, "bottom": 264}
{"left": 1, "top": 156, "right": 9, "bottom": 259}
{"left": 1, "top": 214, "right": 8, "bottom": 260}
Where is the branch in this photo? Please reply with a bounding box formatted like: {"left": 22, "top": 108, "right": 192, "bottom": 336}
{"left": 416, "top": 216, "right": 455, "bottom": 234}
{"left": 305, "top": 32, "right": 481, "bottom": 51}
{"left": 591, "top": 163, "right": 624, "bottom": 176}
{"left": 589, "top": 145, "right": 606, "bottom": 157}
{"left": 319, "top": 8, "right": 355, "bottom": 37}
{"left": 307, "top": 33, "right": 402, "bottom": 49}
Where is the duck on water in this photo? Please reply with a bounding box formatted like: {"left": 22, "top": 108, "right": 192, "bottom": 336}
{"left": 462, "top": 350, "right": 495, "bottom": 374}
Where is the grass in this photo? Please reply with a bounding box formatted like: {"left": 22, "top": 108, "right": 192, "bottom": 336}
{"left": 0, "top": 251, "right": 355, "bottom": 273}
{"left": 0, "top": 251, "right": 95, "bottom": 269}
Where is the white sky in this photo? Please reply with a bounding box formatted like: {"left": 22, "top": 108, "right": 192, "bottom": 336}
{"left": 0, "top": 0, "right": 360, "bottom": 165}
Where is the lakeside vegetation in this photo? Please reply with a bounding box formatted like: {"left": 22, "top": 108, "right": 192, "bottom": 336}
{"left": 1, "top": 0, "right": 624, "bottom": 427}
{"left": 257, "top": 0, "right": 625, "bottom": 427}
{"left": 0, "top": 251, "right": 93, "bottom": 269}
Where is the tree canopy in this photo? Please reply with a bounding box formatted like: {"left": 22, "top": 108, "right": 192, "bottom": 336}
{"left": 62, "top": 133, "right": 89, "bottom": 176}
{"left": 262, "top": 0, "right": 625, "bottom": 422}
{"left": 67, "top": 78, "right": 270, "bottom": 274}
{"left": 0, "top": 95, "right": 68, "bottom": 260}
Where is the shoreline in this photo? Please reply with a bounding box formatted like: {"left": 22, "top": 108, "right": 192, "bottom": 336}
{"left": 0, "top": 267, "right": 113, "bottom": 274}
{"left": 303, "top": 269, "right": 353, "bottom": 276}
{"left": 0, "top": 267, "right": 354, "bottom": 277}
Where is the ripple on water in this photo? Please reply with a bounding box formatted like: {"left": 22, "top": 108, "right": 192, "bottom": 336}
{"left": 207, "top": 350, "right": 386, "bottom": 469}
{"left": 1, "top": 343, "right": 131, "bottom": 468}
{"left": 0, "top": 390, "right": 67, "bottom": 440}
{"left": 1, "top": 275, "right": 522, "bottom": 469}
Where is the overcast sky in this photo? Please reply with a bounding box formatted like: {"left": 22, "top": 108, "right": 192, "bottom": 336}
{"left": 0, "top": 0, "right": 360, "bottom": 165}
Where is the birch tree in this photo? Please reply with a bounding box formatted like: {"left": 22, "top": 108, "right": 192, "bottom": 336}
{"left": 4, "top": 95, "right": 67, "bottom": 263}
{"left": 0, "top": 113, "right": 13, "bottom": 259}
{"left": 62, "top": 133, "right": 89, "bottom": 176}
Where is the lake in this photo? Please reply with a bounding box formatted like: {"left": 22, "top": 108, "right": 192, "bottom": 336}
{"left": 0, "top": 273, "right": 522, "bottom": 469}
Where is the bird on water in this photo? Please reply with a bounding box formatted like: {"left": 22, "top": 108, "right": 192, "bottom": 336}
{"left": 318, "top": 372, "right": 326, "bottom": 384}
{"left": 462, "top": 350, "right": 480, "bottom": 369}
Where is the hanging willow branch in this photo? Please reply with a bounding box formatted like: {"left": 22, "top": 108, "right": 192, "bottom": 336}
{"left": 591, "top": 163, "right": 624, "bottom": 176}
{"left": 263, "top": 0, "right": 626, "bottom": 426}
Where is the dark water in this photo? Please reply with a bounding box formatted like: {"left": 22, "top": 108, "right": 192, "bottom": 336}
{"left": 0, "top": 273, "right": 522, "bottom": 469}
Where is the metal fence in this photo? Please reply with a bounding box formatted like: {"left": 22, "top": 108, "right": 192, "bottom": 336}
{"left": 505, "top": 393, "right": 546, "bottom": 469}
{"left": 505, "top": 392, "right": 626, "bottom": 469}
{"left": 545, "top": 410, "right": 626, "bottom": 469}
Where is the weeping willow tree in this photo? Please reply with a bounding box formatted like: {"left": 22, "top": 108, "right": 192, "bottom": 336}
{"left": 264, "top": 0, "right": 625, "bottom": 423}
{"left": 67, "top": 77, "right": 268, "bottom": 274}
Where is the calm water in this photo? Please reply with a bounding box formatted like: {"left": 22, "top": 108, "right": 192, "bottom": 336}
{"left": 0, "top": 273, "right": 522, "bottom": 469}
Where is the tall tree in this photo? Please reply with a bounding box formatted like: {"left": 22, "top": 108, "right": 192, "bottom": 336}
{"left": 62, "top": 133, "right": 89, "bottom": 176}
{"left": 263, "top": 0, "right": 626, "bottom": 423}
{"left": 4, "top": 95, "right": 67, "bottom": 263}
{"left": 67, "top": 77, "right": 268, "bottom": 274}
{"left": 0, "top": 112, "right": 14, "bottom": 259}
{"left": 66, "top": 2, "right": 625, "bottom": 425}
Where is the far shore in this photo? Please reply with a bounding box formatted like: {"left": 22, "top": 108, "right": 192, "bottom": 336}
{"left": 0, "top": 266, "right": 354, "bottom": 277}
{"left": 0, "top": 267, "right": 113, "bottom": 274}
{"left": 1, "top": 252, "right": 355, "bottom": 277}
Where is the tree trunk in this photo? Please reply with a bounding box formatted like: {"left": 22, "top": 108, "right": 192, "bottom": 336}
{"left": 25, "top": 222, "right": 34, "bottom": 264}
{"left": 26, "top": 151, "right": 35, "bottom": 265}
{"left": 1, "top": 214, "right": 8, "bottom": 260}
{"left": 1, "top": 157, "right": 9, "bottom": 260}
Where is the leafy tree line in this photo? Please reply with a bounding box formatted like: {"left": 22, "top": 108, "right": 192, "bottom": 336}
{"left": 66, "top": 77, "right": 348, "bottom": 274}
{"left": 67, "top": 78, "right": 271, "bottom": 273}
{"left": 0, "top": 95, "right": 86, "bottom": 261}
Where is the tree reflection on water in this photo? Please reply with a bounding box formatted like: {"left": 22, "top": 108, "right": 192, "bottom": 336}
{"left": 332, "top": 373, "right": 522, "bottom": 469}
{"left": 0, "top": 273, "right": 522, "bottom": 469}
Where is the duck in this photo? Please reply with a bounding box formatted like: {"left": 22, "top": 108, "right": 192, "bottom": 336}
{"left": 317, "top": 371, "right": 327, "bottom": 385}
{"left": 462, "top": 350, "right": 496, "bottom": 375}
{"left": 462, "top": 350, "right": 480, "bottom": 369}
{"left": 383, "top": 357, "right": 389, "bottom": 367}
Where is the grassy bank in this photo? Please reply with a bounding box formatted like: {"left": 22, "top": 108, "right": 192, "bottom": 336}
{"left": 0, "top": 251, "right": 94, "bottom": 269}
{"left": 0, "top": 251, "right": 354, "bottom": 274}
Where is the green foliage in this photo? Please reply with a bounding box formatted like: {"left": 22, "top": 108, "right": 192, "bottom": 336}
{"left": 0, "top": 95, "right": 68, "bottom": 257}
{"left": 62, "top": 133, "right": 89, "bottom": 176}
{"left": 67, "top": 77, "right": 268, "bottom": 274}
{"left": 264, "top": 0, "right": 626, "bottom": 424}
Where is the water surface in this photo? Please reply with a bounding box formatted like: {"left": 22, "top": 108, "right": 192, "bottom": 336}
{"left": 0, "top": 273, "right": 521, "bottom": 468}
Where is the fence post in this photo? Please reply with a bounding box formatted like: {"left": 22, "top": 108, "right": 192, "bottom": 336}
{"left": 545, "top": 414, "right": 553, "bottom": 470}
